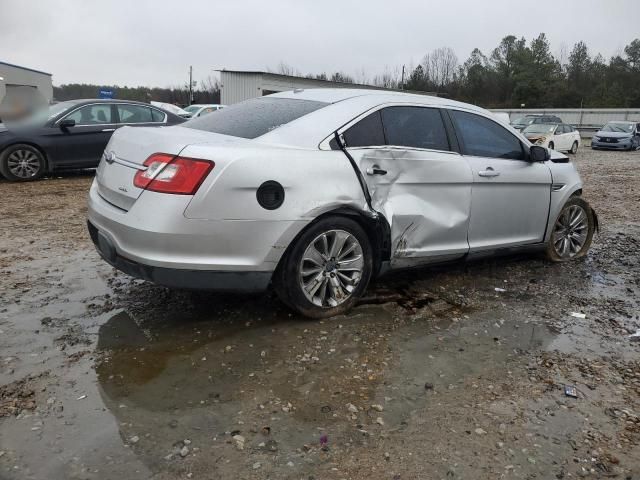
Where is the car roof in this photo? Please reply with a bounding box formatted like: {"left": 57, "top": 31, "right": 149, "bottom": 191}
{"left": 54, "top": 99, "right": 168, "bottom": 108}
{"left": 269, "top": 88, "right": 485, "bottom": 113}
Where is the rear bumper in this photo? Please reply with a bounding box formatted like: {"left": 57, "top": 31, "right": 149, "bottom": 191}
{"left": 88, "top": 220, "right": 272, "bottom": 291}
{"left": 86, "top": 179, "right": 309, "bottom": 290}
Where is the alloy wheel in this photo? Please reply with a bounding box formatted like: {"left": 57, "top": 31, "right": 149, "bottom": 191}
{"left": 298, "top": 229, "right": 364, "bottom": 308}
{"left": 7, "top": 149, "right": 41, "bottom": 179}
{"left": 552, "top": 205, "right": 589, "bottom": 258}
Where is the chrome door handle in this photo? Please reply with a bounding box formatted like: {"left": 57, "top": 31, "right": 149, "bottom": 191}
{"left": 102, "top": 128, "right": 116, "bottom": 132}
{"left": 478, "top": 167, "right": 500, "bottom": 177}
{"left": 366, "top": 165, "right": 387, "bottom": 176}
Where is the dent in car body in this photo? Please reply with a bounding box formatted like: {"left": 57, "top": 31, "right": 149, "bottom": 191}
{"left": 351, "top": 147, "right": 473, "bottom": 267}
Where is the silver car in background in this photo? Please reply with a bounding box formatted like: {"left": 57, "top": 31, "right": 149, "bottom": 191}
{"left": 88, "top": 89, "right": 597, "bottom": 318}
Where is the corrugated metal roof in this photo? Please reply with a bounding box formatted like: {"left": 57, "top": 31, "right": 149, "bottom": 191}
{"left": 216, "top": 69, "right": 435, "bottom": 95}
{"left": 0, "top": 61, "right": 52, "bottom": 76}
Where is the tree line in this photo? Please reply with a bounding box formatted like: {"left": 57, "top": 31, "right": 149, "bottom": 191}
{"left": 280, "top": 35, "right": 640, "bottom": 108}
{"left": 53, "top": 34, "right": 640, "bottom": 108}
{"left": 53, "top": 75, "right": 221, "bottom": 106}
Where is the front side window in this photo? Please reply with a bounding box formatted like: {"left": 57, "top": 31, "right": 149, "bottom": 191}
{"left": 381, "top": 106, "right": 449, "bottom": 151}
{"left": 117, "top": 104, "right": 154, "bottom": 123}
{"left": 64, "top": 104, "right": 112, "bottom": 125}
{"left": 451, "top": 110, "right": 525, "bottom": 160}
{"left": 342, "top": 110, "right": 386, "bottom": 148}
{"left": 185, "top": 97, "right": 328, "bottom": 139}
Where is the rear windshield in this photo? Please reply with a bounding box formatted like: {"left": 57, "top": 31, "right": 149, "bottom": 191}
{"left": 184, "top": 97, "right": 329, "bottom": 139}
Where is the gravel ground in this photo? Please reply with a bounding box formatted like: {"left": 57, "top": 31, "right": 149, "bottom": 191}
{"left": 0, "top": 148, "right": 639, "bottom": 480}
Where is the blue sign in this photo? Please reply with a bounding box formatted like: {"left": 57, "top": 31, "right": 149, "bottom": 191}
{"left": 99, "top": 89, "right": 114, "bottom": 99}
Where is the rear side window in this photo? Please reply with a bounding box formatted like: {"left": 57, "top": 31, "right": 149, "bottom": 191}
{"left": 151, "top": 109, "right": 166, "bottom": 122}
{"left": 118, "top": 104, "right": 154, "bottom": 123}
{"left": 185, "top": 97, "right": 328, "bottom": 139}
{"left": 381, "top": 106, "right": 449, "bottom": 150}
{"left": 451, "top": 110, "right": 525, "bottom": 160}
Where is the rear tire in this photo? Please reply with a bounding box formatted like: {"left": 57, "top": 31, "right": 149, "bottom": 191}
{"left": 0, "top": 144, "right": 46, "bottom": 182}
{"left": 545, "top": 196, "right": 595, "bottom": 262}
{"left": 570, "top": 141, "right": 579, "bottom": 154}
{"left": 274, "top": 216, "right": 373, "bottom": 318}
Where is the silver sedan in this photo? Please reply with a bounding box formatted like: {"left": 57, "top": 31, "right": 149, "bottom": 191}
{"left": 87, "top": 89, "right": 596, "bottom": 318}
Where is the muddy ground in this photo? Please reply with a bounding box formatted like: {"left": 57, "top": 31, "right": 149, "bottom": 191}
{"left": 1, "top": 148, "right": 639, "bottom": 480}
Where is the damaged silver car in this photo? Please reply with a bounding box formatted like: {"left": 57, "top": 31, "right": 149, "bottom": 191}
{"left": 87, "top": 89, "right": 596, "bottom": 318}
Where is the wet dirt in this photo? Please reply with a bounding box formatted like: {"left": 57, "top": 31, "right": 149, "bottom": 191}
{"left": 1, "top": 149, "right": 639, "bottom": 479}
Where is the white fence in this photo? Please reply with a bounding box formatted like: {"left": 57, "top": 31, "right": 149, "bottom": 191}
{"left": 491, "top": 108, "right": 640, "bottom": 137}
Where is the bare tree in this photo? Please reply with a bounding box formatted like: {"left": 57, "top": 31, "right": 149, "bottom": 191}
{"left": 423, "top": 47, "right": 458, "bottom": 89}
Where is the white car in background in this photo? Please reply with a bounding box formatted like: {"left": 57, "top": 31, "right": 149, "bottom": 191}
{"left": 522, "top": 123, "right": 581, "bottom": 153}
{"left": 183, "top": 104, "right": 225, "bottom": 118}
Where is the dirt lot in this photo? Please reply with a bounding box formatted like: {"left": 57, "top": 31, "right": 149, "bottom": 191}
{"left": 1, "top": 148, "right": 639, "bottom": 480}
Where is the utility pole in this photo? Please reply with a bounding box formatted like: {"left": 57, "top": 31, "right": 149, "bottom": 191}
{"left": 400, "top": 65, "right": 405, "bottom": 90}
{"left": 189, "top": 66, "right": 194, "bottom": 105}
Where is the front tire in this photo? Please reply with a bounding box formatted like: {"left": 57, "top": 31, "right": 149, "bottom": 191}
{"left": 0, "top": 144, "right": 46, "bottom": 181}
{"left": 545, "top": 196, "right": 595, "bottom": 262}
{"left": 274, "top": 216, "right": 373, "bottom": 318}
{"left": 548, "top": 141, "right": 555, "bottom": 150}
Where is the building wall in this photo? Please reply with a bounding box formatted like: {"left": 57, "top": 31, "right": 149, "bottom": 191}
{"left": 220, "top": 72, "right": 263, "bottom": 105}
{"left": 0, "top": 63, "right": 53, "bottom": 104}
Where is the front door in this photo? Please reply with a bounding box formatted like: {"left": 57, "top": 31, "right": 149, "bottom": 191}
{"left": 448, "top": 109, "right": 552, "bottom": 251}
{"left": 341, "top": 105, "right": 473, "bottom": 267}
{"left": 46, "top": 103, "right": 117, "bottom": 167}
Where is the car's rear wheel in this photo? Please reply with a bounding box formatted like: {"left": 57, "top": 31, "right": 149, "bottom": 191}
{"left": 0, "top": 144, "right": 46, "bottom": 182}
{"left": 545, "top": 196, "right": 594, "bottom": 262}
{"left": 274, "top": 217, "right": 373, "bottom": 318}
{"left": 570, "top": 141, "right": 579, "bottom": 154}
{"left": 548, "top": 141, "right": 555, "bottom": 150}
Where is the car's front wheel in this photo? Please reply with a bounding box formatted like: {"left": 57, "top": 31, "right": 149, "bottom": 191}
{"left": 274, "top": 216, "right": 373, "bottom": 318}
{"left": 548, "top": 141, "right": 555, "bottom": 150}
{"left": 0, "top": 144, "right": 46, "bottom": 182}
{"left": 545, "top": 196, "right": 595, "bottom": 262}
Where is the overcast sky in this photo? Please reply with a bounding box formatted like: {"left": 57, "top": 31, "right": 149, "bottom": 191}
{"left": 1, "top": 0, "right": 637, "bottom": 88}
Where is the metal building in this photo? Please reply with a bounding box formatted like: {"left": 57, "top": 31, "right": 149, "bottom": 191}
{"left": 218, "top": 70, "right": 427, "bottom": 105}
{"left": 0, "top": 61, "right": 53, "bottom": 120}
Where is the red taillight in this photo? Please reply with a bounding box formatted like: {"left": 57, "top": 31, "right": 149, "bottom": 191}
{"left": 134, "top": 153, "right": 214, "bottom": 195}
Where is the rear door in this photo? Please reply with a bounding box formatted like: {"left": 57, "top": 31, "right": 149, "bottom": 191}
{"left": 45, "top": 103, "right": 118, "bottom": 167}
{"left": 340, "top": 105, "right": 473, "bottom": 266}
{"left": 448, "top": 109, "right": 552, "bottom": 251}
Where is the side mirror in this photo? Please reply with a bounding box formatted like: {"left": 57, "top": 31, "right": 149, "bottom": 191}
{"left": 59, "top": 118, "right": 76, "bottom": 129}
{"left": 529, "top": 145, "right": 550, "bottom": 162}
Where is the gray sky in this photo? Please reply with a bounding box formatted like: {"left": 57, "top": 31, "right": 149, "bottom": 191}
{"left": 1, "top": 0, "right": 637, "bottom": 88}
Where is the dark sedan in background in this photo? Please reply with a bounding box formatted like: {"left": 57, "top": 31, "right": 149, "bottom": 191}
{"left": 0, "top": 99, "right": 185, "bottom": 181}
{"left": 591, "top": 120, "right": 640, "bottom": 151}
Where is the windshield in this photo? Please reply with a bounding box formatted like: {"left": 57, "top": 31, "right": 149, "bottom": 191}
{"left": 522, "top": 124, "right": 556, "bottom": 134}
{"left": 183, "top": 105, "right": 201, "bottom": 114}
{"left": 601, "top": 122, "right": 634, "bottom": 133}
{"left": 4, "top": 101, "right": 79, "bottom": 127}
{"left": 511, "top": 116, "right": 535, "bottom": 126}
{"left": 185, "top": 97, "right": 329, "bottom": 139}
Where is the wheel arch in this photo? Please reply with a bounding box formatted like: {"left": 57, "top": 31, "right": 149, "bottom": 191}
{"left": 0, "top": 142, "right": 51, "bottom": 172}
{"left": 272, "top": 206, "right": 391, "bottom": 281}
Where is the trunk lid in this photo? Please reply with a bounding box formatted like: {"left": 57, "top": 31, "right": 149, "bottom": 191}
{"left": 95, "top": 125, "right": 225, "bottom": 211}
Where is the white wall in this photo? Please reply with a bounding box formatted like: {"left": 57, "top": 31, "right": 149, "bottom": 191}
{"left": 0, "top": 63, "right": 53, "bottom": 104}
